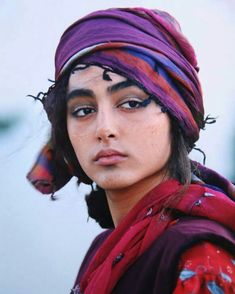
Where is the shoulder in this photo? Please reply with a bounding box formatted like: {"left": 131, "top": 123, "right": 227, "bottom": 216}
{"left": 89, "top": 229, "right": 113, "bottom": 249}
{"left": 82, "top": 229, "right": 112, "bottom": 264}
{"left": 173, "top": 241, "right": 235, "bottom": 293}
{"left": 161, "top": 216, "right": 235, "bottom": 252}
{"left": 75, "top": 229, "right": 112, "bottom": 284}
{"left": 112, "top": 217, "right": 235, "bottom": 294}
{"left": 129, "top": 216, "right": 235, "bottom": 272}
{"left": 145, "top": 217, "right": 235, "bottom": 291}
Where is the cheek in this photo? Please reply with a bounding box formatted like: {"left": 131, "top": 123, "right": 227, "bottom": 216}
{"left": 67, "top": 125, "right": 93, "bottom": 176}
{"left": 134, "top": 116, "right": 171, "bottom": 162}
{"left": 67, "top": 120, "right": 88, "bottom": 159}
{"left": 67, "top": 120, "right": 77, "bottom": 146}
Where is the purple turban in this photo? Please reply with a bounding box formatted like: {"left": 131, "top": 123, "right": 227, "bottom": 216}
{"left": 54, "top": 7, "right": 204, "bottom": 144}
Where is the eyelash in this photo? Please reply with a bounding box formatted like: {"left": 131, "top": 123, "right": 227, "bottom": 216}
{"left": 71, "top": 97, "right": 152, "bottom": 118}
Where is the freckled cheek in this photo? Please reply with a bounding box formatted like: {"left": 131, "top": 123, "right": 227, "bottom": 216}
{"left": 67, "top": 123, "right": 77, "bottom": 145}
{"left": 67, "top": 123, "right": 91, "bottom": 158}
{"left": 136, "top": 119, "right": 171, "bottom": 157}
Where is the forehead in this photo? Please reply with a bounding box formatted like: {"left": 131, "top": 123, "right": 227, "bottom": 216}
{"left": 68, "top": 64, "right": 127, "bottom": 90}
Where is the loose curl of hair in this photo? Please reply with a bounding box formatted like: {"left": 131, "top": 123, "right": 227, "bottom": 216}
{"left": 42, "top": 63, "right": 193, "bottom": 228}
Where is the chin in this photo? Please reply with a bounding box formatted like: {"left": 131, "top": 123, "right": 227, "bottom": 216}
{"left": 96, "top": 180, "right": 131, "bottom": 191}
{"left": 93, "top": 174, "right": 135, "bottom": 191}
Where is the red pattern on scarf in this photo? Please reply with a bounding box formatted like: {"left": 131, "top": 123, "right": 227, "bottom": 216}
{"left": 79, "top": 180, "right": 235, "bottom": 294}
{"left": 174, "top": 242, "right": 235, "bottom": 293}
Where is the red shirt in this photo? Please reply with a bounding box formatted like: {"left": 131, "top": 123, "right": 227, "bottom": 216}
{"left": 174, "top": 242, "right": 235, "bottom": 293}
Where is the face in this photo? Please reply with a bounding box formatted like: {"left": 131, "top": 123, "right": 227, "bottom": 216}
{"left": 67, "top": 65, "right": 172, "bottom": 191}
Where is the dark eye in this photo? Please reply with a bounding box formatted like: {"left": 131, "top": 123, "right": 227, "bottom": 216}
{"left": 119, "top": 99, "right": 143, "bottom": 109}
{"left": 72, "top": 107, "right": 96, "bottom": 117}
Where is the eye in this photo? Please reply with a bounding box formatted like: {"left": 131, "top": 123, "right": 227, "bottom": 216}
{"left": 118, "top": 97, "right": 152, "bottom": 110}
{"left": 119, "top": 99, "right": 144, "bottom": 109}
{"left": 71, "top": 106, "right": 96, "bottom": 117}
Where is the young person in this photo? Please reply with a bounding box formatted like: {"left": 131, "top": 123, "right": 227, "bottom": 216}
{"left": 27, "top": 7, "right": 235, "bottom": 293}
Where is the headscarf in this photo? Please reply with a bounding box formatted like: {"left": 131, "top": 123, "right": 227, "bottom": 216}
{"left": 27, "top": 7, "right": 229, "bottom": 195}
{"left": 55, "top": 7, "right": 204, "bottom": 144}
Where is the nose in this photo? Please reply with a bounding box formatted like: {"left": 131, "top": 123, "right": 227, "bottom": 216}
{"left": 95, "top": 107, "right": 117, "bottom": 143}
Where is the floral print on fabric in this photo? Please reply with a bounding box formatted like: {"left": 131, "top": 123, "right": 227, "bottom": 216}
{"left": 173, "top": 242, "right": 235, "bottom": 293}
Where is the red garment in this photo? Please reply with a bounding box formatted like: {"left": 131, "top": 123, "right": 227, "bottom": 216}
{"left": 79, "top": 180, "right": 235, "bottom": 294}
{"left": 174, "top": 242, "right": 235, "bottom": 293}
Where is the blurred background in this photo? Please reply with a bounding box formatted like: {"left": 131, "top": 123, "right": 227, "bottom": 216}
{"left": 0, "top": 1, "right": 234, "bottom": 293}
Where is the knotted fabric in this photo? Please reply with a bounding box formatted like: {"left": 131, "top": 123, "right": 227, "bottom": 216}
{"left": 75, "top": 179, "right": 235, "bottom": 294}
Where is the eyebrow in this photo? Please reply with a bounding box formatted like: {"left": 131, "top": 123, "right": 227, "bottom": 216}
{"left": 66, "top": 80, "right": 138, "bottom": 101}
{"left": 107, "top": 80, "right": 137, "bottom": 94}
{"left": 66, "top": 89, "right": 94, "bottom": 101}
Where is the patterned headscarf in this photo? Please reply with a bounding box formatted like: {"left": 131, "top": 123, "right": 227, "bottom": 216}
{"left": 27, "top": 7, "right": 228, "bottom": 195}
{"left": 55, "top": 7, "right": 204, "bottom": 142}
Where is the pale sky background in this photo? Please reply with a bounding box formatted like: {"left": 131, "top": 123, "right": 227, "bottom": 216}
{"left": 0, "top": 1, "right": 235, "bottom": 293}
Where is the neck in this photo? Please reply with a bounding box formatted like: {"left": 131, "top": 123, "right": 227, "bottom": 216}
{"left": 106, "top": 173, "right": 169, "bottom": 227}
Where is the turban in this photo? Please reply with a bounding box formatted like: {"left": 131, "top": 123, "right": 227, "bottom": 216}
{"left": 55, "top": 7, "right": 204, "bottom": 144}
{"left": 27, "top": 7, "right": 226, "bottom": 195}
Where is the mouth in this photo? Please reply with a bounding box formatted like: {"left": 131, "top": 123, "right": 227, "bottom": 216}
{"left": 94, "top": 149, "right": 127, "bottom": 166}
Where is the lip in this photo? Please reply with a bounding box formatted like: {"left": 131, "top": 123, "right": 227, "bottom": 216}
{"left": 94, "top": 149, "right": 127, "bottom": 166}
